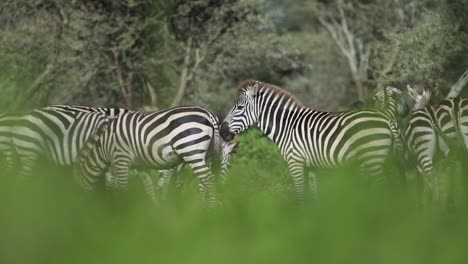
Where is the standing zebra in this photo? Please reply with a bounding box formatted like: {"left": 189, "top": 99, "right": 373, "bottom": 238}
{"left": 220, "top": 80, "right": 401, "bottom": 201}
{"left": 6, "top": 105, "right": 128, "bottom": 177}
{"left": 405, "top": 85, "right": 468, "bottom": 200}
{"left": 76, "top": 106, "right": 223, "bottom": 207}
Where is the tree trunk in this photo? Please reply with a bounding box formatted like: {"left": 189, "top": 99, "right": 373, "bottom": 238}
{"left": 146, "top": 81, "right": 158, "bottom": 109}
{"left": 113, "top": 51, "right": 133, "bottom": 108}
{"left": 170, "top": 38, "right": 192, "bottom": 108}
{"left": 447, "top": 68, "right": 468, "bottom": 98}
{"left": 354, "top": 75, "right": 366, "bottom": 101}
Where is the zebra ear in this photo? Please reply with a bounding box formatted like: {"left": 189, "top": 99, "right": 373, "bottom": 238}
{"left": 422, "top": 86, "right": 432, "bottom": 100}
{"left": 406, "top": 85, "right": 418, "bottom": 101}
{"left": 247, "top": 82, "right": 259, "bottom": 97}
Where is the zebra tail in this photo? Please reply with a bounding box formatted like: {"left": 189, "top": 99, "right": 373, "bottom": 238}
{"left": 389, "top": 120, "right": 406, "bottom": 185}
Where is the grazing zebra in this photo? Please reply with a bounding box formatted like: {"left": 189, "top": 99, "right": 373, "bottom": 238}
{"left": 220, "top": 80, "right": 401, "bottom": 201}
{"left": 405, "top": 85, "right": 468, "bottom": 200}
{"left": 76, "top": 106, "right": 223, "bottom": 207}
{"left": 157, "top": 139, "right": 239, "bottom": 201}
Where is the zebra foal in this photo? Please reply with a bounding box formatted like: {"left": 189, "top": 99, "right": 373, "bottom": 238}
{"left": 76, "top": 106, "right": 223, "bottom": 207}
{"left": 220, "top": 80, "right": 401, "bottom": 201}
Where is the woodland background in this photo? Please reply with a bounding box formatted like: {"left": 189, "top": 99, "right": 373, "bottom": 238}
{"left": 1, "top": 0, "right": 467, "bottom": 115}
{"left": 2, "top": 2, "right": 468, "bottom": 263}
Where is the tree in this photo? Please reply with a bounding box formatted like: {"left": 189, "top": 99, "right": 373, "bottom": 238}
{"left": 165, "top": 0, "right": 258, "bottom": 107}
{"left": 316, "top": 0, "right": 371, "bottom": 100}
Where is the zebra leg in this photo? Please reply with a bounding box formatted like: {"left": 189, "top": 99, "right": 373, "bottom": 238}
{"left": 108, "top": 156, "right": 132, "bottom": 192}
{"left": 17, "top": 153, "right": 38, "bottom": 178}
{"left": 159, "top": 169, "right": 176, "bottom": 202}
{"left": 307, "top": 170, "right": 319, "bottom": 201}
{"left": 185, "top": 160, "right": 217, "bottom": 208}
{"left": 0, "top": 147, "right": 15, "bottom": 173}
{"left": 287, "top": 161, "right": 306, "bottom": 203}
{"left": 420, "top": 157, "right": 439, "bottom": 203}
{"left": 138, "top": 170, "right": 158, "bottom": 205}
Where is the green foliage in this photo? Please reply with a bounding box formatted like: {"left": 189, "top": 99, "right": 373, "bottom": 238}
{"left": 373, "top": 10, "right": 464, "bottom": 91}
{"left": 1, "top": 153, "right": 468, "bottom": 264}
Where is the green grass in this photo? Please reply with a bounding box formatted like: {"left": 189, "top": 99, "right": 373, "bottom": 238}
{"left": 1, "top": 131, "right": 468, "bottom": 264}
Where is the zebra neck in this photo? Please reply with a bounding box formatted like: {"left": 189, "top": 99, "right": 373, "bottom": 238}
{"left": 257, "top": 99, "right": 306, "bottom": 145}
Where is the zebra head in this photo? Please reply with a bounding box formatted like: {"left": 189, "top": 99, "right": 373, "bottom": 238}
{"left": 221, "top": 139, "right": 240, "bottom": 165}
{"left": 219, "top": 139, "right": 240, "bottom": 183}
{"left": 407, "top": 84, "right": 432, "bottom": 110}
{"left": 373, "top": 86, "right": 409, "bottom": 118}
{"left": 220, "top": 80, "right": 261, "bottom": 141}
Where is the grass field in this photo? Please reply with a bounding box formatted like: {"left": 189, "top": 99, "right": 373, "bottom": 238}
{"left": 1, "top": 130, "right": 468, "bottom": 264}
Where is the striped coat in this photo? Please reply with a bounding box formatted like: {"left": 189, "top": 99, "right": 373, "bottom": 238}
{"left": 77, "top": 106, "right": 223, "bottom": 207}
{"left": 220, "top": 80, "right": 401, "bottom": 201}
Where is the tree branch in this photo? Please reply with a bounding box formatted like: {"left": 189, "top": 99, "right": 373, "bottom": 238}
{"left": 170, "top": 37, "right": 193, "bottom": 108}
{"left": 447, "top": 68, "right": 468, "bottom": 98}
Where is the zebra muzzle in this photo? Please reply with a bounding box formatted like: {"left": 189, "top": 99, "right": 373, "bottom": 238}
{"left": 220, "top": 122, "right": 235, "bottom": 141}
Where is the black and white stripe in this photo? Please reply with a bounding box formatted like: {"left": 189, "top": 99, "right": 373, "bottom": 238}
{"left": 5, "top": 105, "right": 128, "bottom": 177}
{"left": 0, "top": 112, "right": 21, "bottom": 171}
{"left": 405, "top": 86, "right": 468, "bottom": 199}
{"left": 76, "top": 106, "right": 222, "bottom": 207}
{"left": 157, "top": 139, "right": 239, "bottom": 200}
{"left": 220, "top": 80, "right": 401, "bottom": 201}
{"left": 372, "top": 86, "right": 409, "bottom": 156}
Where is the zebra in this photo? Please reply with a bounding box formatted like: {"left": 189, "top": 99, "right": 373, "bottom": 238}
{"left": 158, "top": 139, "right": 239, "bottom": 186}
{"left": 76, "top": 106, "right": 224, "bottom": 208}
{"left": 220, "top": 80, "right": 401, "bottom": 201}
{"left": 405, "top": 85, "right": 468, "bottom": 200}
{"left": 372, "top": 86, "right": 409, "bottom": 123}
{"left": 5, "top": 105, "right": 128, "bottom": 177}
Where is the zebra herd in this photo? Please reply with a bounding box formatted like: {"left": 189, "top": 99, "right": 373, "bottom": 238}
{"left": 0, "top": 80, "right": 467, "bottom": 207}
{"left": 219, "top": 80, "right": 466, "bottom": 204}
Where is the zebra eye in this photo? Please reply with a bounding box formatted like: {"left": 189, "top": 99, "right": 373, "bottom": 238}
{"left": 237, "top": 105, "right": 244, "bottom": 110}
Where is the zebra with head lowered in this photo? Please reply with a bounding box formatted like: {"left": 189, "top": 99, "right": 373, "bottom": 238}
{"left": 76, "top": 106, "right": 225, "bottom": 208}
{"left": 405, "top": 85, "right": 468, "bottom": 201}
{"left": 220, "top": 80, "right": 402, "bottom": 201}
{"left": 157, "top": 139, "right": 239, "bottom": 201}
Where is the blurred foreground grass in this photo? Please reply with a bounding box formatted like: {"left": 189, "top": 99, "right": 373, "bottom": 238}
{"left": 1, "top": 131, "right": 468, "bottom": 264}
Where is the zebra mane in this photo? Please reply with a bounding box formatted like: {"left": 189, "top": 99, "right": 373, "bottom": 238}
{"left": 238, "top": 80, "right": 305, "bottom": 107}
